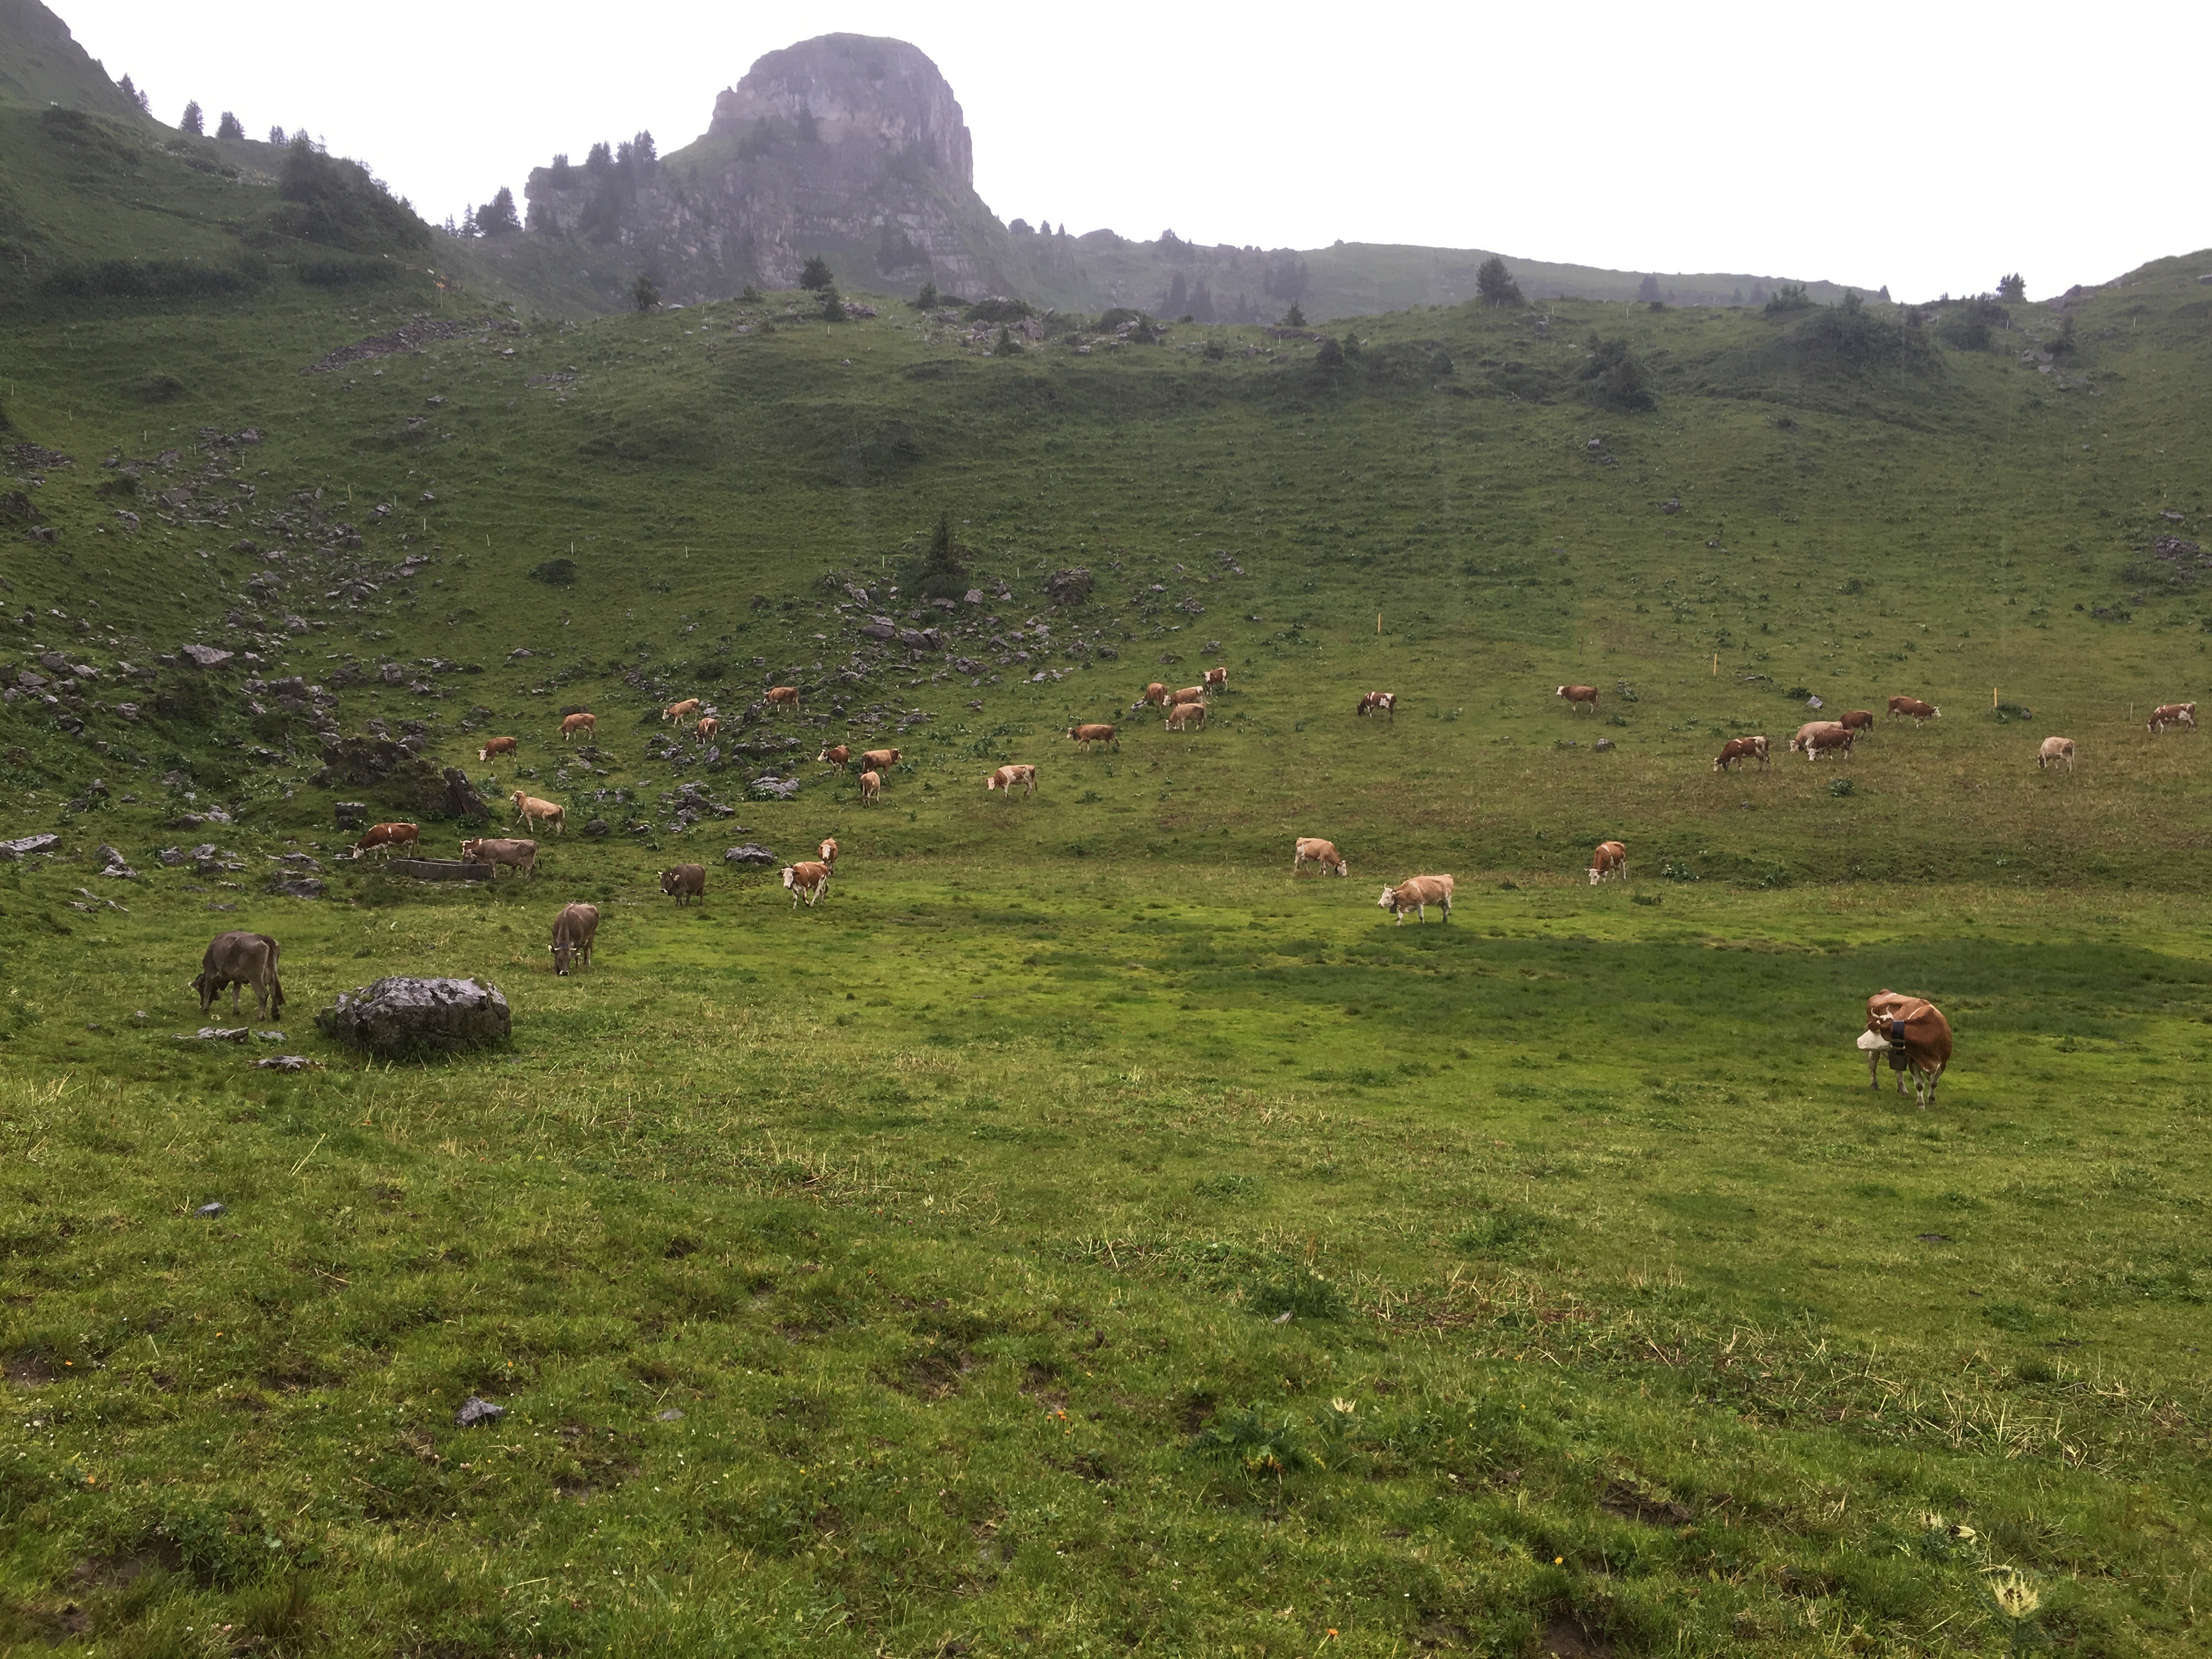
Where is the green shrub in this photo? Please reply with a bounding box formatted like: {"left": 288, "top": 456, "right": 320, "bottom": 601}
{"left": 266, "top": 139, "right": 428, "bottom": 253}
{"left": 39, "top": 259, "right": 256, "bottom": 300}
{"left": 528, "top": 558, "right": 578, "bottom": 586}
{"left": 1578, "top": 336, "right": 1655, "bottom": 412}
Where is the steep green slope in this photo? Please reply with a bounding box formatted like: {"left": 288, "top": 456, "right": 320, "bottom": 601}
{"left": 0, "top": 0, "right": 144, "bottom": 121}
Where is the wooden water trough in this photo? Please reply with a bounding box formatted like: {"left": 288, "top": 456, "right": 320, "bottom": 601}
{"left": 382, "top": 857, "right": 495, "bottom": 883}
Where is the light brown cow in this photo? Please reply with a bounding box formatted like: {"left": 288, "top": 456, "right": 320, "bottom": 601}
{"left": 1203, "top": 665, "right": 1228, "bottom": 691}
{"left": 781, "top": 860, "right": 831, "bottom": 908}
{"left": 859, "top": 770, "right": 882, "bottom": 804}
{"left": 550, "top": 903, "right": 599, "bottom": 975}
{"left": 1556, "top": 685, "right": 1599, "bottom": 714}
{"left": 1356, "top": 691, "right": 1396, "bottom": 720}
{"left": 766, "top": 686, "right": 801, "bottom": 712}
{"left": 2038, "top": 736, "right": 2076, "bottom": 774}
{"left": 986, "top": 764, "right": 1038, "bottom": 797}
{"left": 2148, "top": 702, "right": 2197, "bottom": 735}
{"left": 561, "top": 712, "right": 596, "bottom": 741}
{"left": 1294, "top": 837, "right": 1348, "bottom": 877}
{"left": 511, "top": 791, "right": 565, "bottom": 834}
{"left": 1378, "top": 874, "right": 1453, "bottom": 924}
{"left": 1588, "top": 841, "right": 1628, "bottom": 884}
{"left": 1886, "top": 696, "right": 1939, "bottom": 724}
{"left": 1138, "top": 682, "right": 1171, "bottom": 709}
{"left": 1068, "top": 723, "right": 1119, "bottom": 752}
{"left": 1713, "top": 735, "right": 1770, "bottom": 772}
{"left": 1170, "top": 685, "right": 1206, "bottom": 706}
{"left": 460, "top": 836, "right": 538, "bottom": 879}
{"left": 819, "top": 837, "right": 839, "bottom": 870}
{"left": 191, "top": 930, "right": 285, "bottom": 1019}
{"left": 1838, "top": 709, "right": 1875, "bottom": 733}
{"left": 659, "top": 864, "right": 706, "bottom": 907}
{"left": 1165, "top": 700, "right": 1207, "bottom": 732}
{"left": 695, "top": 715, "right": 720, "bottom": 742}
{"left": 664, "top": 698, "right": 701, "bottom": 724}
{"left": 1865, "top": 990, "right": 1953, "bottom": 1110}
{"left": 861, "top": 747, "right": 902, "bottom": 775}
{"left": 817, "top": 743, "right": 853, "bottom": 771}
{"left": 478, "top": 736, "right": 518, "bottom": 763}
{"left": 1791, "top": 721, "right": 1854, "bottom": 760}
{"left": 352, "top": 822, "right": 419, "bottom": 860}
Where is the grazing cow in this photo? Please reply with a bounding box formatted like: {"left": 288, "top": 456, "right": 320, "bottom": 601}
{"left": 987, "top": 764, "right": 1038, "bottom": 797}
{"left": 859, "top": 769, "right": 882, "bottom": 804}
{"left": 1713, "top": 735, "right": 1770, "bottom": 772}
{"left": 352, "top": 821, "right": 419, "bottom": 860}
{"left": 819, "top": 837, "right": 839, "bottom": 870}
{"left": 1838, "top": 710, "right": 1875, "bottom": 734}
{"left": 1138, "top": 682, "right": 1171, "bottom": 709}
{"left": 511, "top": 791, "right": 565, "bottom": 834}
{"left": 2038, "top": 736, "right": 2076, "bottom": 774}
{"left": 550, "top": 903, "right": 599, "bottom": 976}
{"left": 766, "top": 686, "right": 801, "bottom": 712}
{"left": 1165, "top": 700, "right": 1208, "bottom": 732}
{"left": 1556, "top": 685, "right": 1599, "bottom": 714}
{"left": 459, "top": 836, "right": 538, "bottom": 879}
{"left": 1294, "top": 837, "right": 1348, "bottom": 877}
{"left": 191, "top": 930, "right": 285, "bottom": 1019}
{"left": 1378, "top": 874, "right": 1453, "bottom": 924}
{"left": 817, "top": 743, "right": 853, "bottom": 771}
{"left": 561, "top": 712, "right": 596, "bottom": 741}
{"left": 861, "top": 747, "right": 901, "bottom": 775}
{"left": 1864, "top": 990, "right": 1953, "bottom": 1110}
{"left": 659, "top": 864, "right": 706, "bottom": 907}
{"left": 1791, "top": 720, "right": 1854, "bottom": 760}
{"left": 695, "top": 715, "right": 720, "bottom": 741}
{"left": 1068, "top": 723, "right": 1119, "bottom": 752}
{"left": 1356, "top": 691, "right": 1396, "bottom": 721}
{"left": 1203, "top": 665, "right": 1228, "bottom": 691}
{"left": 781, "top": 860, "right": 831, "bottom": 908}
{"left": 1588, "top": 841, "right": 1628, "bottom": 884}
{"left": 664, "top": 698, "right": 701, "bottom": 724}
{"left": 2148, "top": 702, "right": 2197, "bottom": 735}
{"left": 478, "top": 736, "right": 518, "bottom": 764}
{"left": 1886, "top": 696, "right": 1939, "bottom": 724}
{"left": 1170, "top": 685, "right": 1207, "bottom": 706}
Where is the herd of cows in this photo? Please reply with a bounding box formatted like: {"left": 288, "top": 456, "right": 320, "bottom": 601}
{"left": 178, "top": 671, "right": 2205, "bottom": 1107}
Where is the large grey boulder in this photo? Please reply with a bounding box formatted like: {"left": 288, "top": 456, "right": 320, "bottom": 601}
{"left": 317, "top": 977, "right": 510, "bottom": 1055}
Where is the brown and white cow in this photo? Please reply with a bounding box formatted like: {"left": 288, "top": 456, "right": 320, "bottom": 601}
{"left": 1865, "top": 990, "right": 1953, "bottom": 1110}
{"left": 1356, "top": 691, "right": 1396, "bottom": 720}
{"left": 352, "top": 821, "right": 419, "bottom": 860}
{"left": 817, "top": 743, "right": 853, "bottom": 771}
{"left": 1203, "top": 665, "right": 1229, "bottom": 691}
{"left": 1138, "top": 682, "right": 1171, "bottom": 710}
{"left": 511, "top": 791, "right": 565, "bottom": 834}
{"left": 664, "top": 698, "right": 701, "bottom": 724}
{"left": 1294, "top": 837, "right": 1348, "bottom": 877}
{"left": 695, "top": 715, "right": 720, "bottom": 742}
{"left": 781, "top": 860, "right": 831, "bottom": 908}
{"left": 561, "top": 711, "right": 596, "bottom": 741}
{"left": 1588, "top": 841, "right": 1628, "bottom": 884}
{"left": 659, "top": 864, "right": 706, "bottom": 907}
{"left": 1886, "top": 696, "right": 1939, "bottom": 724}
{"left": 1170, "top": 685, "right": 1207, "bottom": 706}
{"left": 1068, "top": 723, "right": 1119, "bottom": 752}
{"left": 1714, "top": 735, "right": 1770, "bottom": 772}
{"left": 819, "top": 837, "right": 839, "bottom": 870}
{"left": 861, "top": 747, "right": 902, "bottom": 775}
{"left": 2148, "top": 702, "right": 2197, "bottom": 735}
{"left": 550, "top": 903, "right": 599, "bottom": 975}
{"left": 1165, "top": 700, "right": 1208, "bottom": 732}
{"left": 986, "top": 764, "right": 1038, "bottom": 797}
{"left": 858, "top": 769, "right": 882, "bottom": 804}
{"left": 191, "top": 930, "right": 285, "bottom": 1019}
{"left": 1556, "top": 685, "right": 1599, "bottom": 714}
{"left": 2038, "top": 736, "right": 2076, "bottom": 774}
{"left": 1791, "top": 721, "right": 1854, "bottom": 760}
{"left": 1838, "top": 709, "right": 1875, "bottom": 734}
{"left": 460, "top": 836, "right": 538, "bottom": 879}
{"left": 478, "top": 736, "right": 518, "bottom": 763}
{"left": 766, "top": 686, "right": 801, "bottom": 712}
{"left": 1378, "top": 874, "right": 1453, "bottom": 924}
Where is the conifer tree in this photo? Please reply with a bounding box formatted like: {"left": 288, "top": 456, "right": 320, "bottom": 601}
{"left": 216, "top": 110, "right": 244, "bottom": 141}
{"left": 179, "top": 100, "right": 204, "bottom": 136}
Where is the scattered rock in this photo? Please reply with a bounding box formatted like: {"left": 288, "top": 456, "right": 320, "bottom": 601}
{"left": 454, "top": 1396, "right": 506, "bottom": 1427}
{"left": 194, "top": 1202, "right": 226, "bottom": 1219}
{"left": 265, "top": 876, "right": 325, "bottom": 899}
{"left": 96, "top": 844, "right": 137, "bottom": 879}
{"left": 1593, "top": 738, "right": 1616, "bottom": 752}
{"left": 0, "top": 834, "right": 60, "bottom": 860}
{"left": 1660, "top": 498, "right": 1682, "bottom": 515}
{"left": 182, "top": 1027, "right": 252, "bottom": 1042}
{"left": 156, "top": 847, "right": 185, "bottom": 867}
{"left": 317, "top": 977, "right": 512, "bottom": 1056}
{"left": 724, "top": 843, "right": 777, "bottom": 865}
{"left": 179, "top": 644, "right": 234, "bottom": 669}
{"left": 334, "top": 801, "right": 369, "bottom": 830}
{"left": 747, "top": 776, "right": 800, "bottom": 800}
{"left": 436, "top": 766, "right": 491, "bottom": 823}
{"left": 255, "top": 1055, "right": 322, "bottom": 1072}
{"left": 655, "top": 1408, "right": 685, "bottom": 1422}
{"left": 583, "top": 818, "right": 610, "bottom": 837}
{"left": 1044, "top": 567, "right": 1093, "bottom": 606}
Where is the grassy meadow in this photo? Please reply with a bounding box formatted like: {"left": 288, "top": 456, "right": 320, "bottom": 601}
{"left": 2, "top": 102, "right": 2211, "bottom": 1654}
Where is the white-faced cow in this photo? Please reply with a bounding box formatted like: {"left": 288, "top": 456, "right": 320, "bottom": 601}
{"left": 1588, "top": 841, "right": 1628, "bottom": 884}
{"left": 2038, "top": 736, "right": 2076, "bottom": 774}
{"left": 1165, "top": 700, "right": 1207, "bottom": 732}
{"left": 1378, "top": 874, "right": 1453, "bottom": 924}
{"left": 1791, "top": 721, "right": 1854, "bottom": 760}
{"left": 550, "top": 903, "right": 599, "bottom": 975}
{"left": 1556, "top": 685, "right": 1599, "bottom": 714}
{"left": 478, "top": 736, "right": 518, "bottom": 763}
{"left": 191, "top": 930, "right": 285, "bottom": 1019}
{"left": 1294, "top": 838, "right": 1348, "bottom": 877}
{"left": 1356, "top": 691, "right": 1396, "bottom": 721}
{"left": 1886, "top": 696, "right": 1939, "bottom": 725}
{"left": 1865, "top": 989, "right": 1953, "bottom": 1110}
{"left": 1713, "top": 736, "right": 1770, "bottom": 771}
{"left": 2148, "top": 702, "right": 2197, "bottom": 735}
{"left": 696, "top": 715, "right": 720, "bottom": 742}
{"left": 352, "top": 821, "right": 419, "bottom": 860}
{"left": 1202, "top": 666, "right": 1228, "bottom": 691}
{"left": 817, "top": 743, "right": 853, "bottom": 771}
{"left": 781, "top": 860, "right": 831, "bottom": 908}
{"left": 819, "top": 837, "right": 839, "bottom": 870}
{"left": 986, "top": 764, "right": 1037, "bottom": 797}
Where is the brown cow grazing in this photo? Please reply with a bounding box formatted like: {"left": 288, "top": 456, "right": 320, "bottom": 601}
{"left": 781, "top": 860, "right": 831, "bottom": 908}
{"left": 561, "top": 711, "right": 596, "bottom": 741}
{"left": 1588, "top": 841, "right": 1628, "bottom": 885}
{"left": 511, "top": 791, "right": 565, "bottom": 834}
{"left": 1294, "top": 837, "right": 1348, "bottom": 877}
{"left": 819, "top": 837, "right": 839, "bottom": 870}
{"left": 1138, "top": 682, "right": 1171, "bottom": 709}
{"left": 1838, "top": 709, "right": 1875, "bottom": 733}
{"left": 1378, "top": 874, "right": 1453, "bottom": 924}
{"left": 1068, "top": 723, "right": 1119, "bottom": 752}
{"left": 664, "top": 698, "right": 701, "bottom": 724}
{"left": 353, "top": 821, "right": 419, "bottom": 860}
{"left": 478, "top": 736, "right": 518, "bottom": 763}
{"left": 696, "top": 715, "right": 720, "bottom": 741}
{"left": 858, "top": 770, "right": 883, "bottom": 804}
{"left": 191, "top": 930, "right": 285, "bottom": 1019}
{"left": 1791, "top": 721, "right": 1854, "bottom": 760}
{"left": 1203, "top": 665, "right": 1228, "bottom": 691}
{"left": 1886, "top": 696, "right": 1939, "bottom": 725}
{"left": 1165, "top": 700, "right": 1208, "bottom": 732}
{"left": 1713, "top": 735, "right": 1770, "bottom": 772}
{"left": 550, "top": 903, "right": 599, "bottom": 975}
{"left": 2148, "top": 702, "right": 2197, "bottom": 735}
{"left": 460, "top": 836, "right": 538, "bottom": 879}
{"left": 987, "top": 764, "right": 1038, "bottom": 797}
{"left": 1356, "top": 691, "right": 1396, "bottom": 721}
{"left": 659, "top": 864, "right": 706, "bottom": 907}
{"left": 1556, "top": 685, "right": 1599, "bottom": 714}
{"left": 766, "top": 686, "right": 801, "bottom": 712}
{"left": 861, "top": 747, "right": 902, "bottom": 775}
{"left": 1865, "top": 990, "right": 1953, "bottom": 1110}
{"left": 1170, "top": 685, "right": 1207, "bottom": 706}
{"left": 817, "top": 743, "right": 853, "bottom": 771}
{"left": 2038, "top": 736, "right": 2076, "bottom": 774}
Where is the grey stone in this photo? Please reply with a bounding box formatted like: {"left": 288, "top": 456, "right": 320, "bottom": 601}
{"left": 334, "top": 801, "right": 368, "bottom": 828}
{"left": 180, "top": 644, "right": 234, "bottom": 669}
{"left": 656, "top": 1408, "right": 685, "bottom": 1422}
{"left": 454, "top": 1396, "right": 506, "bottom": 1427}
{"left": 265, "top": 876, "right": 325, "bottom": 899}
{"left": 747, "top": 775, "right": 800, "bottom": 800}
{"left": 0, "top": 834, "right": 58, "bottom": 860}
{"left": 255, "top": 1054, "right": 320, "bottom": 1072}
{"left": 724, "top": 843, "right": 777, "bottom": 865}
{"left": 183, "top": 1027, "right": 252, "bottom": 1042}
{"left": 317, "top": 977, "right": 512, "bottom": 1056}
{"left": 97, "top": 844, "right": 137, "bottom": 878}
{"left": 194, "top": 1201, "right": 226, "bottom": 1218}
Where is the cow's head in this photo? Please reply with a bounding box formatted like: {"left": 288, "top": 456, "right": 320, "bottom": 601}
{"left": 1376, "top": 885, "right": 1400, "bottom": 912}
{"left": 550, "top": 941, "right": 577, "bottom": 976}
{"left": 780, "top": 867, "right": 797, "bottom": 890}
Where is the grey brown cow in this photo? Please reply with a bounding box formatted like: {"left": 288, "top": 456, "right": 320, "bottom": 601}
{"left": 550, "top": 903, "right": 599, "bottom": 975}
{"left": 659, "top": 864, "right": 706, "bottom": 907}
{"left": 460, "top": 836, "right": 538, "bottom": 879}
{"left": 191, "top": 930, "right": 286, "bottom": 1020}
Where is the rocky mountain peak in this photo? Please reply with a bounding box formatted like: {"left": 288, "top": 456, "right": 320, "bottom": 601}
{"left": 708, "top": 33, "right": 972, "bottom": 188}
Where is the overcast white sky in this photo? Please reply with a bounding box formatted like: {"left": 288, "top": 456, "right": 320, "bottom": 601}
{"left": 63, "top": 0, "right": 2211, "bottom": 301}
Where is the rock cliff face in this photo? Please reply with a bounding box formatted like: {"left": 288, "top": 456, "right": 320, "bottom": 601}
{"left": 523, "top": 33, "right": 1006, "bottom": 303}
